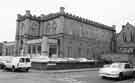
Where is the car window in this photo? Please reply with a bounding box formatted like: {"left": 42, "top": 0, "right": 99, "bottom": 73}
{"left": 125, "top": 64, "right": 131, "bottom": 68}
{"left": 111, "top": 63, "right": 122, "bottom": 68}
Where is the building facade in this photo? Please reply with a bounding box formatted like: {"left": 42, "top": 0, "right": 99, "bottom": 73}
{"left": 116, "top": 22, "right": 135, "bottom": 64}
{"left": 3, "top": 7, "right": 116, "bottom": 59}
{"left": 116, "top": 22, "right": 135, "bottom": 54}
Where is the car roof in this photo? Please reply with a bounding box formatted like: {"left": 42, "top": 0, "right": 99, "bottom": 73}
{"left": 14, "top": 56, "right": 30, "bottom": 58}
{"left": 111, "top": 62, "right": 129, "bottom": 65}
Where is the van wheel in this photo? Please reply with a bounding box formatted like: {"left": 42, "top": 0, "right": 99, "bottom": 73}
{"left": 3, "top": 65, "right": 6, "bottom": 70}
{"left": 25, "top": 68, "right": 29, "bottom": 72}
{"left": 12, "top": 66, "right": 15, "bottom": 72}
{"left": 1, "top": 65, "right": 5, "bottom": 69}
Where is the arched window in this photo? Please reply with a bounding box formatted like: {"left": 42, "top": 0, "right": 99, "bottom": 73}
{"left": 46, "top": 22, "right": 51, "bottom": 33}
{"left": 123, "top": 32, "right": 126, "bottom": 42}
{"left": 131, "top": 31, "right": 134, "bottom": 42}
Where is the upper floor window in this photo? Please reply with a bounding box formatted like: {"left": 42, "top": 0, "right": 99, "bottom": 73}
{"left": 46, "top": 22, "right": 51, "bottom": 33}
{"left": 52, "top": 21, "right": 57, "bottom": 33}
{"left": 20, "top": 23, "right": 25, "bottom": 34}
{"left": 123, "top": 32, "right": 127, "bottom": 42}
{"left": 31, "top": 22, "right": 39, "bottom": 36}
{"left": 46, "top": 21, "right": 57, "bottom": 34}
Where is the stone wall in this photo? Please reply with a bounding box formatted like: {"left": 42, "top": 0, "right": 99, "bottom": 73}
{"left": 62, "top": 18, "right": 114, "bottom": 59}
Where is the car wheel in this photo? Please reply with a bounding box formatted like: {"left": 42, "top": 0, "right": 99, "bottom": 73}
{"left": 101, "top": 76, "right": 105, "bottom": 79}
{"left": 132, "top": 71, "right": 135, "bottom": 78}
{"left": 118, "top": 73, "right": 123, "bottom": 80}
{"left": 12, "top": 66, "right": 15, "bottom": 72}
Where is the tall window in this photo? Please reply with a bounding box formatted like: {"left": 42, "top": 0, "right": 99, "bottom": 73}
{"left": 38, "top": 46, "right": 41, "bottom": 54}
{"left": 32, "top": 46, "right": 36, "bottom": 54}
{"left": 123, "top": 32, "right": 127, "bottom": 42}
{"left": 78, "top": 48, "right": 82, "bottom": 57}
{"left": 6, "top": 48, "right": 8, "bottom": 56}
{"left": 87, "top": 48, "right": 90, "bottom": 56}
{"left": 46, "top": 22, "right": 51, "bottom": 33}
{"left": 67, "top": 47, "right": 72, "bottom": 57}
{"left": 131, "top": 31, "right": 134, "bottom": 42}
{"left": 28, "top": 46, "right": 31, "bottom": 54}
{"left": 52, "top": 21, "right": 57, "bottom": 33}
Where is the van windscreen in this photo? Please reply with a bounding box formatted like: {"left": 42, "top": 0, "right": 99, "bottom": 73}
{"left": 19, "top": 58, "right": 25, "bottom": 62}
{"left": 26, "top": 58, "right": 30, "bottom": 62}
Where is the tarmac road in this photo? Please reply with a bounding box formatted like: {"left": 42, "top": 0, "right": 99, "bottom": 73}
{"left": 0, "top": 69, "right": 134, "bottom": 83}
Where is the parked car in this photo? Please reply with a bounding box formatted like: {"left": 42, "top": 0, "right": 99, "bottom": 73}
{"left": 99, "top": 62, "right": 135, "bottom": 80}
{"left": 3, "top": 56, "right": 31, "bottom": 72}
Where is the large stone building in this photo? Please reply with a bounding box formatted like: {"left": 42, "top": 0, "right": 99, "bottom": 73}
{"left": 3, "top": 7, "right": 116, "bottom": 59}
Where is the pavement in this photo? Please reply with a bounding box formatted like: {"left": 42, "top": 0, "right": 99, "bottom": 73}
{"left": 31, "top": 68, "right": 99, "bottom": 73}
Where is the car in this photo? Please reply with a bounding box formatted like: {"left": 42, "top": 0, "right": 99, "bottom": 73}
{"left": 99, "top": 62, "right": 135, "bottom": 80}
{"left": 3, "top": 56, "right": 31, "bottom": 72}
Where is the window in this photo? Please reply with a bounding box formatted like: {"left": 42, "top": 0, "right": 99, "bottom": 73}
{"left": 38, "top": 46, "right": 41, "bottom": 53}
{"left": 131, "top": 31, "right": 134, "bottom": 42}
{"left": 123, "top": 32, "right": 127, "bottom": 42}
{"left": 26, "top": 58, "right": 30, "bottom": 62}
{"left": 125, "top": 64, "right": 131, "bottom": 68}
{"left": 52, "top": 21, "right": 57, "bottom": 33}
{"left": 67, "top": 47, "right": 72, "bottom": 57}
{"left": 19, "top": 58, "right": 25, "bottom": 63}
{"left": 28, "top": 46, "right": 31, "bottom": 54}
{"left": 32, "top": 46, "right": 36, "bottom": 53}
{"left": 46, "top": 22, "right": 51, "bottom": 33}
{"left": 87, "top": 48, "right": 90, "bottom": 56}
{"left": 78, "top": 48, "right": 82, "bottom": 57}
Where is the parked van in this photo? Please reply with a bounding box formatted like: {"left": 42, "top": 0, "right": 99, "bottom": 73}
{"left": 3, "top": 56, "right": 31, "bottom": 72}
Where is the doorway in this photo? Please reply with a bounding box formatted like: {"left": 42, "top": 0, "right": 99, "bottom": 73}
{"left": 49, "top": 45, "right": 57, "bottom": 58}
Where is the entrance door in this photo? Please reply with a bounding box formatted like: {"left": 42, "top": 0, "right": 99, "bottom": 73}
{"left": 49, "top": 45, "right": 57, "bottom": 58}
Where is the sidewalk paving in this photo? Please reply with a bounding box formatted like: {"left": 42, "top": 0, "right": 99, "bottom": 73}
{"left": 31, "top": 68, "right": 99, "bottom": 73}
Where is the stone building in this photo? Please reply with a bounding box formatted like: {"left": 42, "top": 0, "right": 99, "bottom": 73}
{"left": 116, "top": 22, "right": 135, "bottom": 64}
{"left": 2, "top": 41, "right": 16, "bottom": 56}
{"left": 3, "top": 7, "right": 116, "bottom": 59}
{"left": 116, "top": 22, "right": 135, "bottom": 54}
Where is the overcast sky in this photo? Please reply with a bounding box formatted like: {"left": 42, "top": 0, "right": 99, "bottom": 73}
{"left": 0, "top": 0, "right": 135, "bottom": 42}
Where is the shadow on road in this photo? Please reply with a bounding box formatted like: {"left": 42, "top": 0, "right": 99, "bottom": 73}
{"left": 2, "top": 69, "right": 31, "bottom": 73}
{"left": 101, "top": 76, "right": 134, "bottom": 82}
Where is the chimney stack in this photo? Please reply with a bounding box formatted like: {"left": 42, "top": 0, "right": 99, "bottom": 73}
{"left": 60, "top": 7, "right": 65, "bottom": 13}
{"left": 25, "top": 10, "right": 31, "bottom": 17}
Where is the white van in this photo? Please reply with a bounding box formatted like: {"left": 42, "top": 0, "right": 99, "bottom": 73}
{"left": 3, "top": 56, "right": 31, "bottom": 72}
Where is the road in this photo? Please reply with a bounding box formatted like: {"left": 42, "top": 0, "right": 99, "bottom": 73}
{"left": 0, "top": 69, "right": 134, "bottom": 83}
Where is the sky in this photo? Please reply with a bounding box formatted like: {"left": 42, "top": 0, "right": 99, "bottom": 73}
{"left": 0, "top": 0, "right": 135, "bottom": 42}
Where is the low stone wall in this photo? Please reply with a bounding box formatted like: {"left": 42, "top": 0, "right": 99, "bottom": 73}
{"left": 31, "top": 61, "right": 102, "bottom": 70}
